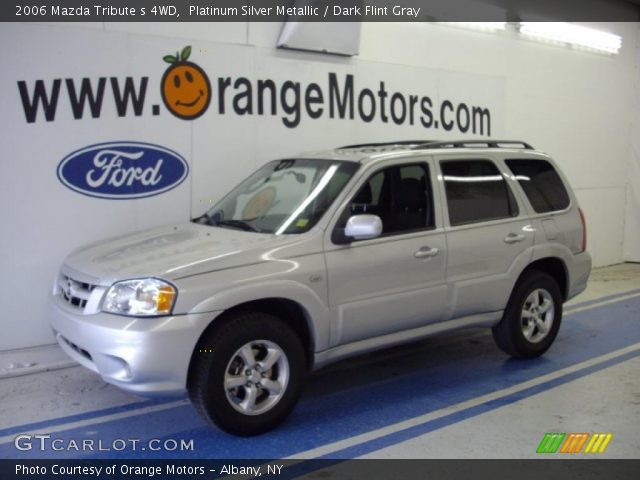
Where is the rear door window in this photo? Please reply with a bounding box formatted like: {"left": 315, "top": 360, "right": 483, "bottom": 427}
{"left": 505, "top": 159, "right": 570, "bottom": 213}
{"left": 441, "top": 159, "right": 518, "bottom": 226}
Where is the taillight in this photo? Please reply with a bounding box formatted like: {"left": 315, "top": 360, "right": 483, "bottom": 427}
{"left": 578, "top": 207, "right": 587, "bottom": 252}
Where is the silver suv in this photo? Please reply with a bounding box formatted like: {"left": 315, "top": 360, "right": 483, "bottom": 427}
{"left": 51, "top": 140, "right": 591, "bottom": 436}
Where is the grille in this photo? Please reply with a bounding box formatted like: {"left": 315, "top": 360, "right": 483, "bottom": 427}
{"left": 59, "top": 274, "right": 97, "bottom": 310}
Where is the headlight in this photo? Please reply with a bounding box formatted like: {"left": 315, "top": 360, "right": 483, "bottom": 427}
{"left": 102, "top": 278, "right": 177, "bottom": 316}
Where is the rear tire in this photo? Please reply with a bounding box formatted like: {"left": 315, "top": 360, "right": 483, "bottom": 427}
{"left": 492, "top": 271, "right": 563, "bottom": 358}
{"left": 188, "top": 311, "right": 306, "bottom": 436}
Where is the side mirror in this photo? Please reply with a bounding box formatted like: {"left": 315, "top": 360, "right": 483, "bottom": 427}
{"left": 344, "top": 214, "right": 383, "bottom": 241}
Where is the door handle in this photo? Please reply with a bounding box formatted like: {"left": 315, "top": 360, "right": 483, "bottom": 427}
{"left": 415, "top": 246, "right": 439, "bottom": 258}
{"left": 504, "top": 233, "right": 526, "bottom": 244}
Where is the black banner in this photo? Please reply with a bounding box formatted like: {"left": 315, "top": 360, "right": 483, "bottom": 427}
{"left": 3, "top": 459, "right": 640, "bottom": 480}
{"left": 3, "top": 0, "right": 639, "bottom": 22}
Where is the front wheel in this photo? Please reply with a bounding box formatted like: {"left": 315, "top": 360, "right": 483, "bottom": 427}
{"left": 188, "top": 312, "right": 306, "bottom": 436}
{"left": 492, "top": 271, "right": 563, "bottom": 358}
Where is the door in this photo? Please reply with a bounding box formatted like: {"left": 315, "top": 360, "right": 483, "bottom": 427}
{"left": 436, "top": 156, "right": 535, "bottom": 319}
{"left": 324, "top": 160, "right": 448, "bottom": 347}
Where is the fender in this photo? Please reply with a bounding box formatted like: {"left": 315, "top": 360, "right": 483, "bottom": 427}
{"left": 489, "top": 244, "right": 573, "bottom": 310}
{"left": 530, "top": 243, "right": 573, "bottom": 267}
{"left": 529, "top": 243, "right": 574, "bottom": 294}
{"left": 185, "top": 279, "right": 332, "bottom": 352}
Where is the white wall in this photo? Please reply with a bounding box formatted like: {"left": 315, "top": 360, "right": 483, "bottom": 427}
{"left": 625, "top": 24, "right": 640, "bottom": 262}
{"left": 0, "top": 21, "right": 638, "bottom": 352}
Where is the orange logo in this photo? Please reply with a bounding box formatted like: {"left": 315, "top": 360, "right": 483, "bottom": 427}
{"left": 161, "top": 46, "right": 211, "bottom": 120}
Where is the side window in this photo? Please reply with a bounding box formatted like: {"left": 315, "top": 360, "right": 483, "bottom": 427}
{"left": 393, "top": 164, "right": 434, "bottom": 233}
{"left": 505, "top": 159, "right": 570, "bottom": 213}
{"left": 350, "top": 170, "right": 385, "bottom": 215}
{"left": 441, "top": 159, "right": 518, "bottom": 226}
{"left": 336, "top": 163, "right": 434, "bottom": 240}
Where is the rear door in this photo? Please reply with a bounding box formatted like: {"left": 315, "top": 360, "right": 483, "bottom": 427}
{"left": 436, "top": 155, "right": 535, "bottom": 319}
{"left": 504, "top": 158, "right": 581, "bottom": 252}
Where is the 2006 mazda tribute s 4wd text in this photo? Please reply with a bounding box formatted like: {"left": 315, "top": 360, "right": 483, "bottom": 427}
{"left": 51, "top": 140, "right": 591, "bottom": 436}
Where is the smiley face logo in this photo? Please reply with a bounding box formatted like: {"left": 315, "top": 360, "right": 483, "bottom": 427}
{"left": 161, "top": 46, "right": 211, "bottom": 120}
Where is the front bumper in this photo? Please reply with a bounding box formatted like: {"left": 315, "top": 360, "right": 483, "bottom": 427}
{"left": 50, "top": 294, "right": 219, "bottom": 396}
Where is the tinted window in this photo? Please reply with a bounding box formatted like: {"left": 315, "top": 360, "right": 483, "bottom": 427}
{"left": 506, "top": 159, "right": 570, "bottom": 213}
{"left": 338, "top": 163, "right": 434, "bottom": 238}
{"left": 441, "top": 160, "right": 518, "bottom": 226}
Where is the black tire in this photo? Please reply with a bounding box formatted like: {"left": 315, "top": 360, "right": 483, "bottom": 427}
{"left": 188, "top": 311, "right": 306, "bottom": 436}
{"left": 492, "top": 271, "right": 563, "bottom": 358}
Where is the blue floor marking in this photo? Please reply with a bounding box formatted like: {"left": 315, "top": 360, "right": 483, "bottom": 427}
{"left": 319, "top": 348, "right": 640, "bottom": 459}
{"left": 277, "top": 348, "right": 640, "bottom": 478}
{"left": 0, "top": 399, "right": 176, "bottom": 438}
{"left": 1, "top": 294, "right": 639, "bottom": 459}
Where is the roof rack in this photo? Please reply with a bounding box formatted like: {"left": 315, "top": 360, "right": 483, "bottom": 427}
{"left": 339, "top": 140, "right": 436, "bottom": 149}
{"left": 412, "top": 140, "right": 534, "bottom": 150}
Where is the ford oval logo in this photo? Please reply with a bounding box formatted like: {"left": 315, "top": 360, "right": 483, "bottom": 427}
{"left": 57, "top": 141, "right": 189, "bottom": 199}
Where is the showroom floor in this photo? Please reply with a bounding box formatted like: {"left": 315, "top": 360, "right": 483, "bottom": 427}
{"left": 0, "top": 263, "right": 638, "bottom": 459}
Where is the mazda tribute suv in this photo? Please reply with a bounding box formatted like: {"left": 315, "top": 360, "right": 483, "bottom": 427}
{"left": 51, "top": 140, "right": 591, "bottom": 436}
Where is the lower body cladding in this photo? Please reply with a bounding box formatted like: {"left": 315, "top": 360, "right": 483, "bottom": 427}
{"left": 50, "top": 295, "right": 216, "bottom": 396}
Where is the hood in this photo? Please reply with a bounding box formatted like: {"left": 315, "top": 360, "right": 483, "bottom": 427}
{"left": 64, "top": 223, "right": 296, "bottom": 283}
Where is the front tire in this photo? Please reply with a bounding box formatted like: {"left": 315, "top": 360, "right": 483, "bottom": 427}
{"left": 188, "top": 312, "right": 306, "bottom": 436}
{"left": 492, "top": 271, "right": 563, "bottom": 358}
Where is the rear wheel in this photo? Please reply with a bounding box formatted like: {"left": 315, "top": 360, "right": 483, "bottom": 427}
{"left": 188, "top": 312, "right": 306, "bottom": 436}
{"left": 492, "top": 271, "right": 563, "bottom": 358}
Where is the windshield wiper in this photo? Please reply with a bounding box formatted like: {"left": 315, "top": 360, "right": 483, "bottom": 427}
{"left": 191, "top": 213, "right": 214, "bottom": 225}
{"left": 215, "top": 219, "right": 260, "bottom": 232}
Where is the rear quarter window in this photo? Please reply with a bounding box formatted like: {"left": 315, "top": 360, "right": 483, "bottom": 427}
{"left": 506, "top": 159, "right": 570, "bottom": 213}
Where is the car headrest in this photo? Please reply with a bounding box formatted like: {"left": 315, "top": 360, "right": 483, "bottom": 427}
{"left": 353, "top": 182, "right": 372, "bottom": 204}
{"left": 396, "top": 178, "right": 424, "bottom": 211}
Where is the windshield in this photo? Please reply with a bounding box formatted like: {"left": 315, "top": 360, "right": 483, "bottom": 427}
{"left": 194, "top": 159, "right": 359, "bottom": 234}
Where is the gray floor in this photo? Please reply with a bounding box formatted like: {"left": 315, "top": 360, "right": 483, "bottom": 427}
{"left": 0, "top": 263, "right": 638, "bottom": 459}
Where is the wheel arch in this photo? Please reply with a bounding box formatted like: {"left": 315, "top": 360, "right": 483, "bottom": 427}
{"left": 188, "top": 297, "right": 315, "bottom": 379}
{"left": 517, "top": 257, "right": 569, "bottom": 301}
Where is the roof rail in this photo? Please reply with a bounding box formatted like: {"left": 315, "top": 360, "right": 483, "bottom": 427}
{"left": 339, "top": 140, "right": 437, "bottom": 149}
{"left": 412, "top": 140, "right": 534, "bottom": 150}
